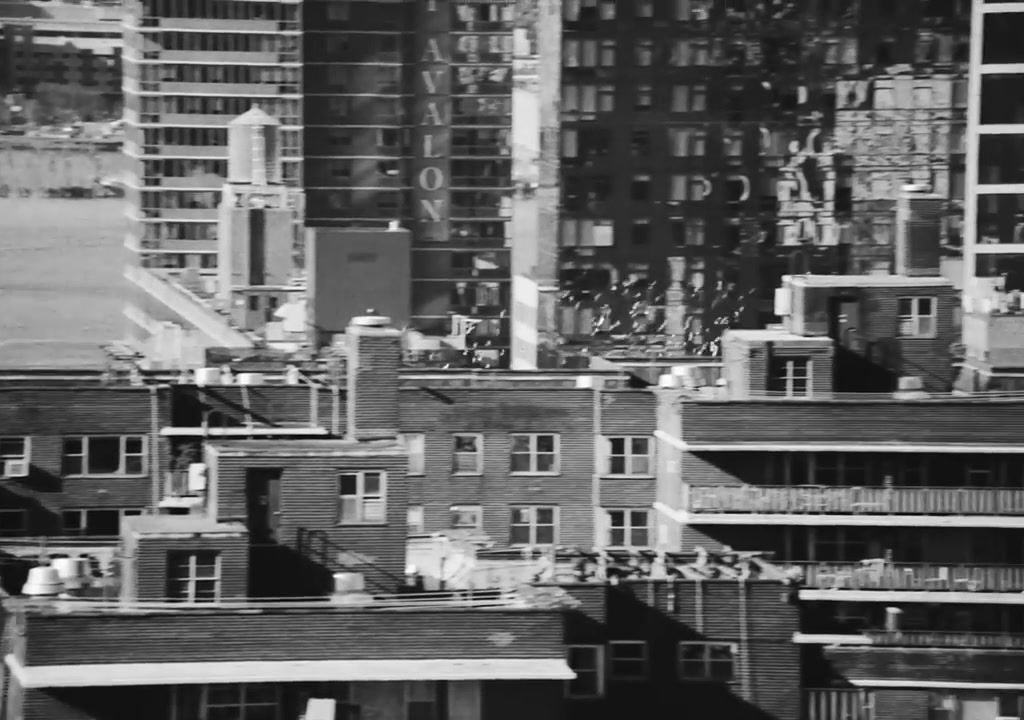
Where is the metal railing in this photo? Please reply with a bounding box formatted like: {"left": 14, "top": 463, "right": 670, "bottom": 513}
{"left": 11, "top": 590, "right": 532, "bottom": 614}
{"left": 865, "top": 630, "right": 1024, "bottom": 649}
{"left": 792, "top": 561, "right": 1024, "bottom": 592}
{"left": 685, "top": 485, "right": 1024, "bottom": 516}
{"left": 805, "top": 689, "right": 875, "bottom": 720}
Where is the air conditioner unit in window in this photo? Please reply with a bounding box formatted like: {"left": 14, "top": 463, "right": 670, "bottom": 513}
{"left": 2, "top": 459, "right": 29, "bottom": 478}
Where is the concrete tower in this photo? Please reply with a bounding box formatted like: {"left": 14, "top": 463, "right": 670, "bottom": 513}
{"left": 217, "top": 106, "right": 301, "bottom": 334}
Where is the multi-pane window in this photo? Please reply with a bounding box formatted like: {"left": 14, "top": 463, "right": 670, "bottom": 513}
{"left": 670, "top": 127, "right": 707, "bottom": 156}
{"left": 768, "top": 357, "right": 811, "bottom": 398}
{"left": 605, "top": 437, "right": 653, "bottom": 475}
{"left": 176, "top": 684, "right": 280, "bottom": 720}
{"left": 0, "top": 509, "right": 26, "bottom": 537}
{"left": 450, "top": 505, "right": 483, "bottom": 531}
{"left": 338, "top": 471, "right": 386, "bottom": 524}
{"left": 897, "top": 297, "right": 937, "bottom": 338}
{"left": 567, "top": 645, "right": 604, "bottom": 698}
{"left": 61, "top": 435, "right": 146, "bottom": 476}
{"left": 678, "top": 642, "right": 736, "bottom": 681}
{"left": 453, "top": 434, "right": 484, "bottom": 474}
{"left": 166, "top": 550, "right": 220, "bottom": 603}
{"left": 0, "top": 437, "right": 29, "bottom": 477}
{"left": 509, "top": 506, "right": 558, "bottom": 545}
{"left": 605, "top": 509, "right": 651, "bottom": 548}
{"left": 608, "top": 641, "right": 649, "bottom": 680}
{"left": 672, "top": 84, "right": 708, "bottom": 112}
{"left": 510, "top": 434, "right": 560, "bottom": 474}
{"left": 404, "top": 433, "right": 425, "bottom": 475}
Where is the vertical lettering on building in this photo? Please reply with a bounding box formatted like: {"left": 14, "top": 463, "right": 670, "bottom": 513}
{"left": 413, "top": 0, "right": 452, "bottom": 243}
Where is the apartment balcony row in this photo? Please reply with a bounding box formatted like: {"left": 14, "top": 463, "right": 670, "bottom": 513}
{"left": 679, "top": 484, "right": 1024, "bottom": 526}
{"left": 792, "top": 561, "right": 1024, "bottom": 602}
{"left": 796, "top": 630, "right": 1024, "bottom": 650}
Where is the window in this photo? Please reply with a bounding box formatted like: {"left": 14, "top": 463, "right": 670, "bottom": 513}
{"left": 338, "top": 471, "right": 386, "bottom": 524}
{"left": 509, "top": 506, "right": 558, "bottom": 545}
{"left": 406, "top": 681, "right": 438, "bottom": 720}
{"left": 768, "top": 357, "right": 811, "bottom": 398}
{"left": 605, "top": 437, "right": 653, "bottom": 475}
{"left": 452, "top": 434, "right": 484, "bottom": 474}
{"left": 450, "top": 504, "right": 482, "bottom": 530}
{"left": 605, "top": 509, "right": 651, "bottom": 548}
{"left": 567, "top": 645, "right": 604, "bottom": 698}
{"left": 635, "top": 40, "right": 654, "bottom": 66}
{"left": 179, "top": 684, "right": 281, "bottom": 720}
{"left": 510, "top": 434, "right": 560, "bottom": 474}
{"left": 609, "top": 641, "right": 649, "bottom": 680}
{"left": 0, "top": 509, "right": 26, "bottom": 537}
{"left": 61, "top": 435, "right": 146, "bottom": 476}
{"left": 407, "top": 505, "right": 425, "bottom": 534}
{"left": 897, "top": 297, "right": 937, "bottom": 338}
{"left": 405, "top": 434, "right": 425, "bottom": 475}
{"left": 166, "top": 550, "right": 220, "bottom": 602}
{"left": 62, "top": 508, "right": 142, "bottom": 536}
{"left": 678, "top": 642, "right": 736, "bottom": 681}
{"left": 0, "top": 437, "right": 29, "bottom": 465}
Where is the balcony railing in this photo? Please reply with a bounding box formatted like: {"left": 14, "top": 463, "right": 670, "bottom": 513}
{"left": 793, "top": 561, "right": 1024, "bottom": 593}
{"left": 685, "top": 485, "right": 1024, "bottom": 516}
{"left": 865, "top": 630, "right": 1024, "bottom": 649}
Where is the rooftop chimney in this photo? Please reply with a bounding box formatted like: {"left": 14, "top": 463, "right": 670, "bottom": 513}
{"left": 346, "top": 312, "right": 402, "bottom": 440}
{"left": 895, "top": 184, "right": 943, "bottom": 277}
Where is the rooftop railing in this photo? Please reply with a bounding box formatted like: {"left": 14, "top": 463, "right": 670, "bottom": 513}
{"left": 865, "top": 630, "right": 1024, "bottom": 649}
{"left": 7, "top": 588, "right": 573, "bottom": 614}
{"left": 792, "top": 561, "right": 1024, "bottom": 593}
{"left": 685, "top": 484, "right": 1024, "bottom": 516}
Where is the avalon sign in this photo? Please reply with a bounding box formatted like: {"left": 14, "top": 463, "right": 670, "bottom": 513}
{"left": 413, "top": 0, "right": 452, "bottom": 243}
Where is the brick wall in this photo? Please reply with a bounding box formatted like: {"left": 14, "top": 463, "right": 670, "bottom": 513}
{"left": 824, "top": 646, "right": 1024, "bottom": 684}
{"left": 0, "top": 387, "right": 170, "bottom": 533}
{"left": 680, "top": 400, "right": 1024, "bottom": 445}
{"left": 210, "top": 446, "right": 409, "bottom": 591}
{"left": 20, "top": 609, "right": 567, "bottom": 665}
{"left": 558, "top": 580, "right": 800, "bottom": 720}
{"left": 873, "top": 689, "right": 930, "bottom": 720}
{"left": 127, "top": 533, "right": 249, "bottom": 602}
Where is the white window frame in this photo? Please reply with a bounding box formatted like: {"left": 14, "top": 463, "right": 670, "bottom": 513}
{"left": 61, "top": 435, "right": 147, "bottom": 476}
{"left": 677, "top": 641, "right": 737, "bottom": 682}
{"left": 166, "top": 550, "right": 221, "bottom": 603}
{"left": 450, "top": 504, "right": 483, "bottom": 531}
{"left": 509, "top": 433, "right": 561, "bottom": 475}
{"left": 407, "top": 505, "right": 425, "bottom": 534}
{"left": 897, "top": 296, "right": 937, "bottom": 338}
{"left": 604, "top": 508, "right": 651, "bottom": 549}
{"left": 0, "top": 509, "right": 27, "bottom": 537}
{"left": 566, "top": 645, "right": 605, "bottom": 699}
{"left": 404, "top": 434, "right": 425, "bottom": 475}
{"left": 770, "top": 357, "right": 811, "bottom": 398}
{"left": 338, "top": 471, "right": 387, "bottom": 525}
{"left": 509, "top": 505, "right": 559, "bottom": 546}
{"left": 604, "top": 436, "right": 653, "bottom": 476}
{"left": 0, "top": 436, "right": 30, "bottom": 463}
{"left": 452, "top": 433, "right": 484, "bottom": 475}
{"left": 608, "top": 641, "right": 649, "bottom": 681}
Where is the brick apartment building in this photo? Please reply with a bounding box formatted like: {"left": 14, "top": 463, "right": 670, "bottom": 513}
{"left": 2, "top": 256, "right": 1024, "bottom": 719}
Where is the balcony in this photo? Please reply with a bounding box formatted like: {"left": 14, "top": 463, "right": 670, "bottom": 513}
{"left": 681, "top": 484, "right": 1024, "bottom": 527}
{"left": 801, "top": 630, "right": 1024, "bottom": 650}
{"left": 793, "top": 561, "right": 1024, "bottom": 601}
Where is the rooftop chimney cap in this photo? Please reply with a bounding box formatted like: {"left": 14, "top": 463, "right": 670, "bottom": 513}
{"left": 350, "top": 310, "right": 392, "bottom": 328}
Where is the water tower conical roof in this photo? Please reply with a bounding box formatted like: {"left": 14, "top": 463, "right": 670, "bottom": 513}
{"left": 230, "top": 104, "right": 280, "bottom": 127}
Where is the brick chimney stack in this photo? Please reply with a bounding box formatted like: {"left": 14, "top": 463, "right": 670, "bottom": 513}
{"left": 346, "top": 312, "right": 402, "bottom": 440}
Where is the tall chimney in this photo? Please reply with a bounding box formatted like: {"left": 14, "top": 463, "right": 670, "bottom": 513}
{"left": 346, "top": 312, "right": 402, "bottom": 440}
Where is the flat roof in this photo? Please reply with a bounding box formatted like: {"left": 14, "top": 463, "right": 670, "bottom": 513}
{"left": 5, "top": 656, "right": 575, "bottom": 688}
{"left": 122, "top": 516, "right": 247, "bottom": 536}
{"left": 724, "top": 329, "right": 831, "bottom": 343}
{"left": 207, "top": 438, "right": 405, "bottom": 457}
{"left": 785, "top": 274, "right": 955, "bottom": 289}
